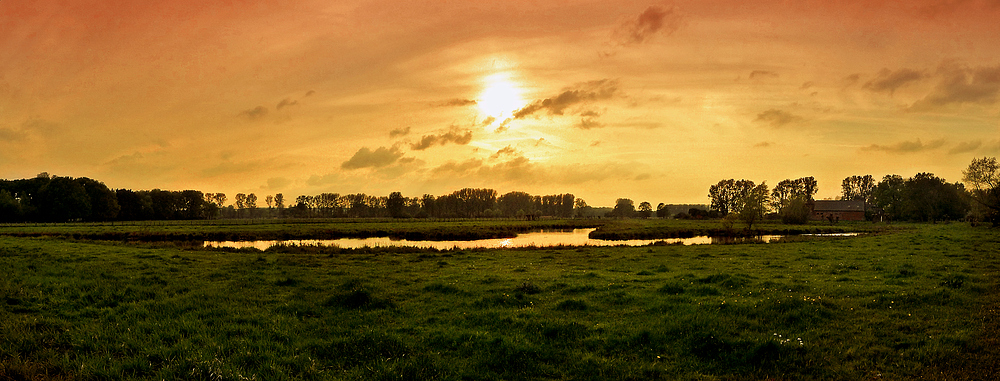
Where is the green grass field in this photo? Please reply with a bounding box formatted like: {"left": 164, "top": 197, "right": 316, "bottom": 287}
{"left": 1, "top": 221, "right": 998, "bottom": 380}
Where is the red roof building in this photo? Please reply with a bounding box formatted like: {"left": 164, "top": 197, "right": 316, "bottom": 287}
{"left": 810, "top": 200, "right": 866, "bottom": 222}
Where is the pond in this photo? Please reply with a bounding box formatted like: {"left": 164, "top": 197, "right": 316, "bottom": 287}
{"left": 203, "top": 228, "right": 860, "bottom": 251}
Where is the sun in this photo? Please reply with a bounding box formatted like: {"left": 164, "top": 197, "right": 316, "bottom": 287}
{"left": 477, "top": 72, "right": 525, "bottom": 118}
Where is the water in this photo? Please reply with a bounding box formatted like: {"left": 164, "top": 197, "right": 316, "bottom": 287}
{"left": 202, "top": 228, "right": 854, "bottom": 251}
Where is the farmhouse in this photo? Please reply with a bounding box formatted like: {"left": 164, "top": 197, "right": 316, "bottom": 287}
{"left": 810, "top": 200, "right": 866, "bottom": 222}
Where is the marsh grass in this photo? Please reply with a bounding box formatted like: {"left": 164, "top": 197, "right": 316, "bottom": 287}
{"left": 1, "top": 222, "right": 998, "bottom": 380}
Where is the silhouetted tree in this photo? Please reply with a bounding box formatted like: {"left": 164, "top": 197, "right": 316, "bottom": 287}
{"left": 872, "top": 175, "right": 906, "bottom": 222}
{"left": 387, "top": 191, "right": 406, "bottom": 218}
{"left": 638, "top": 201, "right": 652, "bottom": 218}
{"left": 963, "top": 157, "right": 1000, "bottom": 225}
{"left": 841, "top": 175, "right": 875, "bottom": 203}
{"left": 36, "top": 177, "right": 91, "bottom": 222}
{"left": 610, "top": 198, "right": 635, "bottom": 218}
{"left": 738, "top": 183, "right": 770, "bottom": 229}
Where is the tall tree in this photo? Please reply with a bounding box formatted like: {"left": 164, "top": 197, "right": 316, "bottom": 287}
{"left": 738, "top": 183, "right": 770, "bottom": 229}
{"left": 246, "top": 193, "right": 258, "bottom": 218}
{"left": 872, "top": 175, "right": 906, "bottom": 222}
{"left": 637, "top": 201, "right": 652, "bottom": 218}
{"left": 841, "top": 175, "right": 875, "bottom": 203}
{"left": 962, "top": 157, "right": 1000, "bottom": 225}
{"left": 611, "top": 198, "right": 635, "bottom": 218}
{"left": 387, "top": 191, "right": 406, "bottom": 218}
{"left": 708, "top": 179, "right": 737, "bottom": 215}
{"left": 36, "top": 177, "right": 91, "bottom": 222}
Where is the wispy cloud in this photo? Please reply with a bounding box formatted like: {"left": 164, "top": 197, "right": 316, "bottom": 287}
{"left": 754, "top": 109, "right": 802, "bottom": 127}
{"left": 610, "top": 5, "right": 684, "bottom": 47}
{"left": 749, "top": 70, "right": 779, "bottom": 80}
{"left": 341, "top": 146, "right": 405, "bottom": 169}
{"left": 864, "top": 68, "right": 926, "bottom": 95}
{"left": 860, "top": 138, "right": 947, "bottom": 154}
{"left": 238, "top": 106, "right": 269, "bottom": 120}
{"left": 513, "top": 79, "right": 618, "bottom": 119}
{"left": 909, "top": 63, "right": 1000, "bottom": 111}
{"left": 389, "top": 126, "right": 411, "bottom": 138}
{"left": 433, "top": 98, "right": 477, "bottom": 107}
{"left": 410, "top": 127, "right": 473, "bottom": 150}
{"left": 948, "top": 140, "right": 982, "bottom": 155}
{"left": 276, "top": 98, "right": 298, "bottom": 110}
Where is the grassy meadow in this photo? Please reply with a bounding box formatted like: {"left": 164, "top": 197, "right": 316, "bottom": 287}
{"left": 1, "top": 220, "right": 998, "bottom": 380}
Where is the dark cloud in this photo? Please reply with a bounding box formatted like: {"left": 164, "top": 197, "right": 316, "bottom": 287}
{"left": 800, "top": 82, "right": 814, "bottom": 90}
{"left": 276, "top": 98, "right": 299, "bottom": 110}
{"left": 948, "top": 140, "right": 982, "bottom": 155}
{"left": 749, "top": 70, "right": 779, "bottom": 79}
{"left": 389, "top": 126, "right": 411, "bottom": 138}
{"left": 305, "top": 90, "right": 316, "bottom": 97}
{"left": 239, "top": 106, "right": 269, "bottom": 120}
{"left": 490, "top": 145, "right": 517, "bottom": 159}
{"left": 860, "top": 138, "right": 947, "bottom": 154}
{"left": 578, "top": 118, "right": 604, "bottom": 129}
{"left": 754, "top": 141, "right": 774, "bottom": 148}
{"left": 611, "top": 5, "right": 683, "bottom": 46}
{"left": 431, "top": 158, "right": 484, "bottom": 176}
{"left": 513, "top": 79, "right": 618, "bottom": 119}
{"left": 263, "top": 177, "right": 291, "bottom": 190}
{"left": 909, "top": 64, "right": 1000, "bottom": 110}
{"left": 2, "top": 119, "right": 59, "bottom": 141}
{"left": 410, "top": 128, "right": 473, "bottom": 150}
{"left": 0, "top": 126, "right": 26, "bottom": 141}
{"left": 341, "top": 146, "right": 404, "bottom": 169}
{"left": 754, "top": 109, "right": 802, "bottom": 127}
{"left": 434, "top": 98, "right": 477, "bottom": 107}
{"left": 843, "top": 73, "right": 862, "bottom": 87}
{"left": 863, "top": 68, "right": 926, "bottom": 95}
{"left": 480, "top": 116, "right": 496, "bottom": 126}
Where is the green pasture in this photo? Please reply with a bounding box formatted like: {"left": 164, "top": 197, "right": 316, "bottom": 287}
{"left": 1, "top": 221, "right": 998, "bottom": 380}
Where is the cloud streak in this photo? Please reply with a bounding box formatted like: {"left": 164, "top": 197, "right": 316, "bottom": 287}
{"left": 410, "top": 128, "right": 474, "bottom": 150}
{"left": 864, "top": 68, "right": 926, "bottom": 95}
{"left": 341, "top": 146, "right": 405, "bottom": 169}
{"left": 754, "top": 109, "right": 802, "bottom": 127}
{"left": 611, "top": 5, "right": 683, "bottom": 46}
{"left": 860, "top": 138, "right": 947, "bottom": 154}
{"left": 513, "top": 80, "right": 618, "bottom": 119}
{"left": 909, "top": 64, "right": 1000, "bottom": 110}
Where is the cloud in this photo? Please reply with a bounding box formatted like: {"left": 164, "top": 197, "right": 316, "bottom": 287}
{"left": 276, "top": 98, "right": 298, "bottom": 110}
{"left": 0, "top": 126, "right": 26, "bottom": 141}
{"left": 410, "top": 127, "right": 473, "bottom": 150}
{"left": 860, "top": 138, "right": 947, "bottom": 154}
{"left": 432, "top": 158, "right": 485, "bottom": 176}
{"left": 263, "top": 177, "right": 291, "bottom": 190}
{"left": 754, "top": 109, "right": 803, "bottom": 127}
{"left": 948, "top": 140, "right": 982, "bottom": 155}
{"left": 863, "top": 68, "right": 926, "bottom": 95}
{"left": 389, "top": 126, "right": 411, "bottom": 138}
{"left": 305, "top": 90, "right": 316, "bottom": 97}
{"left": 753, "top": 141, "right": 774, "bottom": 148}
{"left": 341, "top": 146, "right": 405, "bottom": 169}
{"left": 611, "top": 5, "right": 683, "bottom": 46}
{"left": 909, "top": 64, "right": 1000, "bottom": 110}
{"left": 578, "top": 118, "right": 604, "bottom": 129}
{"left": 843, "top": 73, "right": 862, "bottom": 87}
{"left": 434, "top": 98, "right": 477, "bottom": 107}
{"left": 239, "top": 106, "right": 269, "bottom": 120}
{"left": 513, "top": 79, "right": 618, "bottom": 119}
{"left": 749, "top": 70, "right": 779, "bottom": 80}
{"left": 490, "top": 145, "right": 517, "bottom": 159}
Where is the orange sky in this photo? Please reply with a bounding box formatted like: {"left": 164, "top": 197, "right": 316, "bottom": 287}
{"left": 2, "top": 0, "right": 999, "bottom": 205}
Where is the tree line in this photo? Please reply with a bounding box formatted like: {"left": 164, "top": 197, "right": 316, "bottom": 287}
{"left": 704, "top": 157, "right": 1000, "bottom": 227}
{"left": 0, "top": 174, "right": 577, "bottom": 222}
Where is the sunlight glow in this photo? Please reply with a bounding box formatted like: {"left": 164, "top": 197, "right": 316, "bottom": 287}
{"left": 478, "top": 72, "right": 525, "bottom": 119}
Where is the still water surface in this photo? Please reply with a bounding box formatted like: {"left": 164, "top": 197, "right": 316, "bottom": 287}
{"left": 201, "top": 228, "right": 848, "bottom": 251}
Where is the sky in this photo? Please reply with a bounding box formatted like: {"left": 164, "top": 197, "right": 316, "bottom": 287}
{"left": 2, "top": 0, "right": 999, "bottom": 206}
